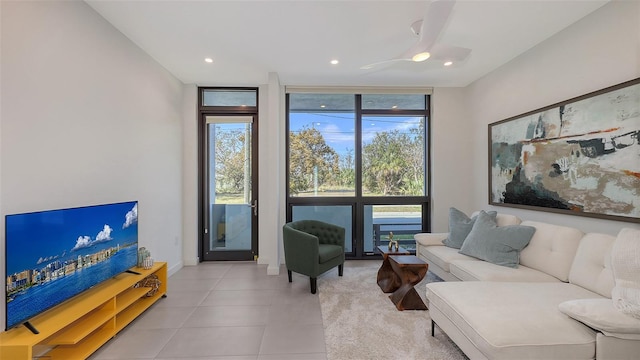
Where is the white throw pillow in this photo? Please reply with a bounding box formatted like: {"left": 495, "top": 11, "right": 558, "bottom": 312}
{"left": 611, "top": 228, "right": 640, "bottom": 319}
{"left": 558, "top": 299, "right": 640, "bottom": 340}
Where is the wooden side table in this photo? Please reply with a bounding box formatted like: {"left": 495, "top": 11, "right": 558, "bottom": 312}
{"left": 376, "top": 245, "right": 410, "bottom": 293}
{"left": 388, "top": 255, "right": 428, "bottom": 311}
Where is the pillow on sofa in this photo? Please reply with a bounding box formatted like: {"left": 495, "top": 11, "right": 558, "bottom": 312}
{"left": 559, "top": 298, "right": 640, "bottom": 340}
{"left": 611, "top": 228, "right": 640, "bottom": 320}
{"left": 459, "top": 211, "right": 535, "bottom": 268}
{"left": 442, "top": 208, "right": 497, "bottom": 249}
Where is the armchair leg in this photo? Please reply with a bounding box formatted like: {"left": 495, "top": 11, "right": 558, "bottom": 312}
{"left": 338, "top": 264, "right": 344, "bottom": 276}
{"left": 310, "top": 277, "right": 317, "bottom": 294}
{"left": 287, "top": 270, "right": 292, "bottom": 283}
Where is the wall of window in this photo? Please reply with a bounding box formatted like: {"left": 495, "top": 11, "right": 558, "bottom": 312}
{"left": 286, "top": 92, "right": 430, "bottom": 258}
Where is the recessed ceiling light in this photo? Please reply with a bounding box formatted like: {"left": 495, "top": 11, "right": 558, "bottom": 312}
{"left": 330, "top": 59, "right": 339, "bottom": 65}
{"left": 204, "top": 58, "right": 213, "bottom": 63}
{"left": 391, "top": 105, "right": 398, "bottom": 109}
{"left": 444, "top": 61, "right": 453, "bottom": 66}
{"left": 320, "top": 105, "right": 326, "bottom": 108}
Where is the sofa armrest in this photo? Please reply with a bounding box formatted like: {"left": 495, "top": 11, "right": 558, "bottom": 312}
{"left": 283, "top": 225, "right": 320, "bottom": 275}
{"left": 414, "top": 232, "right": 448, "bottom": 247}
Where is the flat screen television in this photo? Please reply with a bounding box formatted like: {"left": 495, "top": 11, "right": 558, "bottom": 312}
{"left": 4, "top": 201, "right": 138, "bottom": 331}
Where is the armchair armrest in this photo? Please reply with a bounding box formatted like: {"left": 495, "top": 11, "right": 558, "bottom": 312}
{"left": 414, "top": 232, "right": 448, "bottom": 247}
{"left": 283, "top": 225, "right": 320, "bottom": 275}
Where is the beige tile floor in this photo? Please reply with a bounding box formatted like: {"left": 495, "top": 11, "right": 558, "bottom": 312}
{"left": 90, "top": 260, "right": 378, "bottom": 360}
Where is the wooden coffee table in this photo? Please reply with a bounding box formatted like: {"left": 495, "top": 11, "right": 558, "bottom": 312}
{"left": 388, "top": 255, "right": 428, "bottom": 311}
{"left": 376, "top": 245, "right": 410, "bottom": 293}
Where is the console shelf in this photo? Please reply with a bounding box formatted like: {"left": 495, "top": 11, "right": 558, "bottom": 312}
{"left": 0, "top": 262, "right": 167, "bottom": 360}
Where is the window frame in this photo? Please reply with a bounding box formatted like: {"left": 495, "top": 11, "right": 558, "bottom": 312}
{"left": 285, "top": 92, "right": 431, "bottom": 259}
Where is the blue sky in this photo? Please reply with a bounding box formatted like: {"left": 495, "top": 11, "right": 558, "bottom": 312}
{"left": 6, "top": 201, "right": 138, "bottom": 275}
{"left": 290, "top": 113, "right": 423, "bottom": 157}
{"left": 209, "top": 114, "right": 423, "bottom": 158}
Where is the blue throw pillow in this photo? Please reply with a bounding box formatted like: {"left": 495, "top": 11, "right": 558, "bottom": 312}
{"left": 459, "top": 211, "right": 536, "bottom": 268}
{"left": 442, "top": 208, "right": 497, "bottom": 249}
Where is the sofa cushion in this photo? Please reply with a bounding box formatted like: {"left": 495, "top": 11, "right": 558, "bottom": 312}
{"left": 495, "top": 213, "right": 522, "bottom": 227}
{"left": 473, "top": 212, "right": 522, "bottom": 227}
{"left": 519, "top": 221, "right": 583, "bottom": 282}
{"left": 318, "top": 244, "right": 343, "bottom": 263}
{"left": 568, "top": 233, "right": 615, "bottom": 298}
{"left": 415, "top": 232, "right": 448, "bottom": 247}
{"left": 559, "top": 298, "right": 640, "bottom": 340}
{"left": 427, "top": 281, "right": 602, "bottom": 360}
{"left": 424, "top": 245, "right": 479, "bottom": 273}
{"left": 443, "top": 208, "right": 496, "bottom": 249}
{"left": 450, "top": 260, "right": 560, "bottom": 282}
{"left": 459, "top": 212, "right": 536, "bottom": 268}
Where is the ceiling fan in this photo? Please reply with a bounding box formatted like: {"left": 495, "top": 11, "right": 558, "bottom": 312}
{"left": 361, "top": 0, "right": 471, "bottom": 70}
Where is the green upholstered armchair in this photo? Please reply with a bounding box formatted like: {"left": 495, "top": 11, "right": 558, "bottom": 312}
{"left": 283, "top": 220, "right": 345, "bottom": 294}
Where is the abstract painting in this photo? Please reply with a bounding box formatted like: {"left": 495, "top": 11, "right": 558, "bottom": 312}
{"left": 489, "top": 78, "right": 640, "bottom": 223}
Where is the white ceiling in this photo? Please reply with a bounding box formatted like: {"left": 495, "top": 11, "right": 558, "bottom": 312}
{"left": 86, "top": 0, "right": 609, "bottom": 87}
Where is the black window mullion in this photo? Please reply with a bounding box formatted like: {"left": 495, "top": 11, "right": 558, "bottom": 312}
{"left": 285, "top": 94, "right": 291, "bottom": 213}
{"left": 354, "top": 95, "right": 364, "bottom": 257}
{"left": 285, "top": 92, "right": 430, "bottom": 259}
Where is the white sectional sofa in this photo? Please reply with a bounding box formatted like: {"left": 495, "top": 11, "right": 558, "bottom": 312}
{"left": 415, "top": 212, "right": 640, "bottom": 360}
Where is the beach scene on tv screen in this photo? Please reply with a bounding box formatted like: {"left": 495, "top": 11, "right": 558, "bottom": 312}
{"left": 5, "top": 201, "right": 138, "bottom": 329}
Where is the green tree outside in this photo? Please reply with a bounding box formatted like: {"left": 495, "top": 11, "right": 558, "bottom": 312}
{"left": 363, "top": 130, "right": 412, "bottom": 195}
{"left": 215, "top": 127, "right": 248, "bottom": 194}
{"left": 289, "top": 126, "right": 340, "bottom": 194}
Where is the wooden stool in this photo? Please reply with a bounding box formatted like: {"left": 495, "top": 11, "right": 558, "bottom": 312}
{"left": 388, "top": 255, "right": 428, "bottom": 311}
{"left": 376, "top": 245, "right": 410, "bottom": 293}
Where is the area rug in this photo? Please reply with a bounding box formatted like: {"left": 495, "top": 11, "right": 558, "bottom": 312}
{"left": 318, "top": 263, "right": 467, "bottom": 360}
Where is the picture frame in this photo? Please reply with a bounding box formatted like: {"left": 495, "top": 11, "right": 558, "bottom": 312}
{"left": 488, "top": 78, "right": 640, "bottom": 223}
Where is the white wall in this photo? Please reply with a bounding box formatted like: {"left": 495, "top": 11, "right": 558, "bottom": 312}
{"left": 1, "top": 0, "right": 184, "bottom": 324}
{"left": 181, "top": 84, "right": 199, "bottom": 265}
{"left": 258, "top": 74, "right": 285, "bottom": 274}
{"left": 464, "top": 0, "right": 640, "bottom": 235}
{"left": 430, "top": 87, "right": 474, "bottom": 232}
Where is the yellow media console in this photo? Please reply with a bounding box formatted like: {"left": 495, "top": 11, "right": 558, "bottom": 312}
{"left": 0, "top": 262, "right": 167, "bottom": 359}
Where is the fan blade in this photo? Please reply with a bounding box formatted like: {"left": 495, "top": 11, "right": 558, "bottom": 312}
{"left": 429, "top": 43, "right": 471, "bottom": 61}
{"left": 360, "top": 0, "right": 461, "bottom": 69}
{"left": 360, "top": 58, "right": 411, "bottom": 70}
{"left": 412, "top": 0, "right": 456, "bottom": 55}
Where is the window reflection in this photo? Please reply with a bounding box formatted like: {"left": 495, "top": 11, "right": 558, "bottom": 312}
{"left": 364, "top": 205, "right": 421, "bottom": 252}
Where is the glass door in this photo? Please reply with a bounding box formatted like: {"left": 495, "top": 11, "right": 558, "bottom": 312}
{"left": 202, "top": 115, "right": 257, "bottom": 261}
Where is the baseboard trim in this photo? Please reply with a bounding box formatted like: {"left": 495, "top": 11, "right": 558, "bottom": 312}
{"left": 267, "top": 264, "right": 280, "bottom": 275}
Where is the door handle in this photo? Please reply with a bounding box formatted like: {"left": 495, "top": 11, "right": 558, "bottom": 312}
{"left": 249, "top": 200, "right": 258, "bottom": 216}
